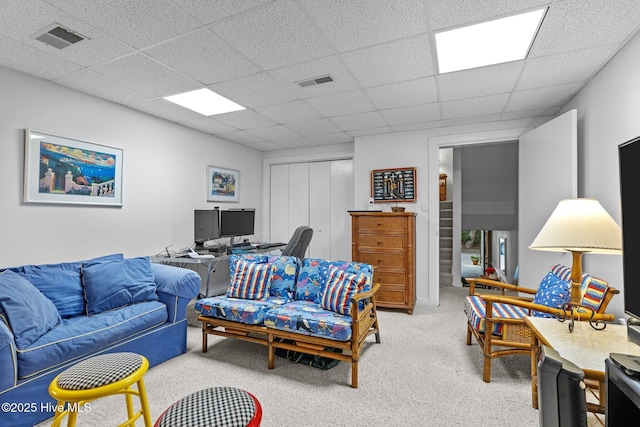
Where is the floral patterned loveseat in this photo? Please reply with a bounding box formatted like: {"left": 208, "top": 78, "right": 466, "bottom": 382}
{"left": 195, "top": 254, "right": 381, "bottom": 388}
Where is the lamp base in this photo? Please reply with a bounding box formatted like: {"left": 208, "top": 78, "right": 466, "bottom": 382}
{"left": 557, "top": 303, "right": 607, "bottom": 333}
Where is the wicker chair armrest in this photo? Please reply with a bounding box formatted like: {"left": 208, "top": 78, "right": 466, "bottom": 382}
{"left": 352, "top": 282, "right": 381, "bottom": 304}
{"left": 482, "top": 295, "right": 616, "bottom": 322}
{"left": 466, "top": 278, "right": 537, "bottom": 296}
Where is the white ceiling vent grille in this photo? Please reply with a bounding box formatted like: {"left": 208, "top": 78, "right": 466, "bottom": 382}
{"left": 34, "top": 24, "right": 84, "bottom": 49}
{"left": 296, "top": 75, "right": 334, "bottom": 88}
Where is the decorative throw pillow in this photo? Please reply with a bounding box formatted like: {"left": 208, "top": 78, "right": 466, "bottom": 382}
{"left": 580, "top": 276, "right": 609, "bottom": 312}
{"left": 532, "top": 272, "right": 571, "bottom": 318}
{"left": 319, "top": 267, "right": 367, "bottom": 315}
{"left": 226, "top": 259, "right": 274, "bottom": 300}
{"left": 17, "top": 253, "right": 124, "bottom": 317}
{"left": 0, "top": 270, "right": 61, "bottom": 349}
{"left": 82, "top": 257, "right": 158, "bottom": 316}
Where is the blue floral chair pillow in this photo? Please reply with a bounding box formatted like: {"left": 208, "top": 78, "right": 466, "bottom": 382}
{"left": 532, "top": 271, "right": 570, "bottom": 317}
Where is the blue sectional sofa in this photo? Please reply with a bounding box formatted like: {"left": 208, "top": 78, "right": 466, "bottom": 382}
{"left": 195, "top": 254, "right": 381, "bottom": 388}
{"left": 0, "top": 254, "right": 200, "bottom": 427}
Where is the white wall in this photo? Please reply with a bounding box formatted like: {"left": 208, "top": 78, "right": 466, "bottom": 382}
{"left": 560, "top": 30, "right": 640, "bottom": 318}
{"left": 0, "top": 66, "right": 263, "bottom": 267}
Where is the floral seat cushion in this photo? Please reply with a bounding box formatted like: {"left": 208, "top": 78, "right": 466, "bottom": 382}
{"left": 195, "top": 296, "right": 289, "bottom": 325}
{"left": 264, "top": 300, "right": 353, "bottom": 341}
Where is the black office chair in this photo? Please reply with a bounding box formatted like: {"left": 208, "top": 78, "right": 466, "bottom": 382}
{"left": 281, "top": 226, "right": 313, "bottom": 259}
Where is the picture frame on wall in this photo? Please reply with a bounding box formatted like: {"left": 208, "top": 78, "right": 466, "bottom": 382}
{"left": 23, "top": 129, "right": 123, "bottom": 206}
{"left": 370, "top": 167, "right": 417, "bottom": 202}
{"left": 207, "top": 165, "right": 239, "bottom": 202}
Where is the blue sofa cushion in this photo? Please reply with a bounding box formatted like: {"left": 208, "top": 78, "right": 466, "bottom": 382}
{"left": 296, "top": 259, "right": 373, "bottom": 303}
{"left": 17, "top": 301, "right": 167, "bottom": 380}
{"left": 226, "top": 259, "right": 274, "bottom": 300}
{"left": 10, "top": 253, "right": 124, "bottom": 318}
{"left": 229, "top": 254, "right": 299, "bottom": 300}
{"left": 82, "top": 257, "right": 158, "bottom": 316}
{"left": 195, "top": 296, "right": 289, "bottom": 325}
{"left": 0, "top": 270, "right": 61, "bottom": 350}
{"left": 320, "top": 267, "right": 367, "bottom": 315}
{"left": 264, "top": 300, "right": 352, "bottom": 341}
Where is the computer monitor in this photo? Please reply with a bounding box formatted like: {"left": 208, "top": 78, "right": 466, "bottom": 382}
{"left": 194, "top": 209, "right": 220, "bottom": 244}
{"left": 220, "top": 209, "right": 255, "bottom": 242}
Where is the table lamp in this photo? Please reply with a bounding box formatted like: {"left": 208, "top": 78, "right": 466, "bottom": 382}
{"left": 529, "top": 198, "right": 622, "bottom": 331}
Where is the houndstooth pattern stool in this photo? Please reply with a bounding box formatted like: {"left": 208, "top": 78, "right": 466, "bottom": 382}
{"left": 48, "top": 352, "right": 152, "bottom": 427}
{"left": 155, "top": 386, "right": 262, "bottom": 427}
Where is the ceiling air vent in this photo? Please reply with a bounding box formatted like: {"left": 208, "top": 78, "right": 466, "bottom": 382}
{"left": 296, "top": 75, "right": 334, "bottom": 88}
{"left": 34, "top": 24, "right": 84, "bottom": 49}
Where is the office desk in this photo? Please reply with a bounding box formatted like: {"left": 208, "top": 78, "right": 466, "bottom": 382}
{"left": 150, "top": 244, "right": 285, "bottom": 297}
{"left": 525, "top": 316, "right": 640, "bottom": 413}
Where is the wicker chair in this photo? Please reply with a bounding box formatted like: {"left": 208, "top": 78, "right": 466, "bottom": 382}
{"left": 465, "top": 264, "right": 619, "bottom": 383}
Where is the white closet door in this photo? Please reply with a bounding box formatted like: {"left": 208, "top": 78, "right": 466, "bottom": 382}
{"left": 287, "top": 163, "right": 310, "bottom": 238}
{"left": 309, "top": 162, "right": 331, "bottom": 258}
{"left": 270, "top": 164, "right": 290, "bottom": 243}
{"left": 329, "top": 159, "right": 353, "bottom": 261}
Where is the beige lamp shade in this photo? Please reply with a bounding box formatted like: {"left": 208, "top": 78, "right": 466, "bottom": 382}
{"left": 529, "top": 198, "right": 622, "bottom": 254}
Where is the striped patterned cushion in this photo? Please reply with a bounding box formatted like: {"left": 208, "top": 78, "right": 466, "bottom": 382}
{"left": 319, "top": 267, "right": 366, "bottom": 315}
{"left": 549, "top": 264, "right": 609, "bottom": 312}
{"left": 226, "top": 260, "right": 274, "bottom": 300}
{"left": 465, "top": 295, "right": 527, "bottom": 336}
{"left": 580, "top": 276, "right": 608, "bottom": 311}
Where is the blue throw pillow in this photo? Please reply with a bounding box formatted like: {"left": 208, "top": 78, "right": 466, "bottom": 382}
{"left": 532, "top": 272, "right": 571, "bottom": 318}
{"left": 16, "top": 253, "right": 124, "bottom": 317}
{"left": 82, "top": 257, "right": 158, "bottom": 316}
{"left": 0, "top": 270, "right": 61, "bottom": 349}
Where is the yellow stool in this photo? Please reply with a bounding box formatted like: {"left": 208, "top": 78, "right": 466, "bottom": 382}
{"left": 48, "top": 352, "right": 152, "bottom": 427}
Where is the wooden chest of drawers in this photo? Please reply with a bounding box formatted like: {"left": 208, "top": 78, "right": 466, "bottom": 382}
{"left": 350, "top": 212, "right": 416, "bottom": 314}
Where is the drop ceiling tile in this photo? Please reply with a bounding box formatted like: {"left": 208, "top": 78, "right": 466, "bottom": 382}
{"left": 132, "top": 98, "right": 203, "bottom": 122}
{"left": 441, "top": 93, "right": 510, "bottom": 119}
{"left": 330, "top": 111, "right": 388, "bottom": 131}
{"left": 392, "top": 121, "right": 444, "bottom": 132}
{"left": 246, "top": 125, "right": 300, "bottom": 140}
{"left": 308, "top": 132, "right": 354, "bottom": 145}
{"left": 340, "top": 34, "right": 434, "bottom": 87}
{"left": 442, "top": 114, "right": 503, "bottom": 127}
{"left": 501, "top": 107, "right": 559, "bottom": 121}
{"left": 45, "top": 0, "right": 201, "bottom": 49}
{"left": 144, "top": 28, "right": 259, "bottom": 86}
{"left": 517, "top": 45, "right": 617, "bottom": 91}
{"left": 0, "top": 0, "right": 133, "bottom": 67}
{"left": 178, "top": 116, "right": 239, "bottom": 134}
{"left": 243, "top": 141, "right": 283, "bottom": 151}
{"left": 170, "top": 0, "right": 273, "bottom": 24}
{"left": 530, "top": 0, "right": 640, "bottom": 57}
{"left": 381, "top": 103, "right": 441, "bottom": 125}
{"left": 284, "top": 119, "right": 343, "bottom": 136}
{"left": 506, "top": 82, "right": 583, "bottom": 111}
{"left": 347, "top": 127, "right": 394, "bottom": 137}
{"left": 366, "top": 77, "right": 438, "bottom": 109}
{"left": 268, "top": 55, "right": 360, "bottom": 98}
{"left": 217, "top": 130, "right": 266, "bottom": 145}
{"left": 0, "top": 34, "right": 82, "bottom": 80}
{"left": 425, "top": 0, "right": 549, "bottom": 31}
{"left": 91, "top": 53, "right": 200, "bottom": 96}
{"left": 54, "top": 69, "right": 152, "bottom": 105}
{"left": 271, "top": 136, "right": 317, "bottom": 149}
{"left": 255, "top": 100, "right": 321, "bottom": 124}
{"left": 301, "top": 0, "right": 428, "bottom": 52}
{"left": 438, "top": 62, "right": 523, "bottom": 101}
{"left": 208, "top": 72, "right": 297, "bottom": 109}
{"left": 306, "top": 90, "right": 375, "bottom": 117}
{"left": 213, "top": 110, "right": 276, "bottom": 130}
{"left": 210, "top": 0, "right": 333, "bottom": 69}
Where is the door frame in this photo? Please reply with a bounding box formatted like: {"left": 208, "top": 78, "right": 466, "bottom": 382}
{"left": 427, "top": 127, "right": 532, "bottom": 305}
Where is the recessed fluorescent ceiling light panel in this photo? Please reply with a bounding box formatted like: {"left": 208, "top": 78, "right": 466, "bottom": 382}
{"left": 435, "top": 8, "right": 546, "bottom": 74}
{"left": 163, "top": 88, "right": 245, "bottom": 116}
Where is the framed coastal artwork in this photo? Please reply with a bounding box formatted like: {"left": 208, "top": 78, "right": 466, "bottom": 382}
{"left": 370, "top": 167, "right": 416, "bottom": 202}
{"left": 207, "top": 165, "right": 239, "bottom": 202}
{"left": 23, "top": 129, "right": 123, "bottom": 206}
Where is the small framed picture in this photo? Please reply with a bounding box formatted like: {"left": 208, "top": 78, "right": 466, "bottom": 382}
{"left": 207, "top": 165, "right": 239, "bottom": 202}
{"left": 23, "top": 129, "right": 123, "bottom": 206}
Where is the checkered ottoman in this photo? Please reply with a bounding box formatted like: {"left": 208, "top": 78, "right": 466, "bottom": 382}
{"left": 48, "top": 352, "right": 152, "bottom": 427}
{"left": 155, "top": 386, "right": 262, "bottom": 427}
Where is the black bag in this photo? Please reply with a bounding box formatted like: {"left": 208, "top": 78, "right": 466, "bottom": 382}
{"left": 275, "top": 345, "right": 341, "bottom": 370}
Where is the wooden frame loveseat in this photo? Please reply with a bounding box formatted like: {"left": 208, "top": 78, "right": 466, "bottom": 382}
{"left": 195, "top": 254, "right": 381, "bottom": 388}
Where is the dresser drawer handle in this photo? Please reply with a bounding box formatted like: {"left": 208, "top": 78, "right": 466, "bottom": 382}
{"left": 378, "top": 259, "right": 384, "bottom": 264}
{"left": 377, "top": 222, "right": 383, "bottom": 227}
{"left": 377, "top": 241, "right": 383, "bottom": 246}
